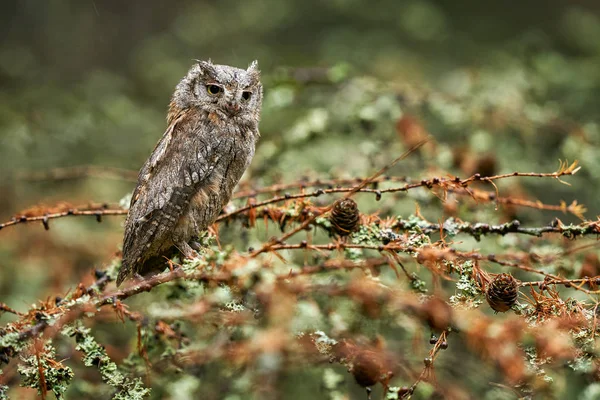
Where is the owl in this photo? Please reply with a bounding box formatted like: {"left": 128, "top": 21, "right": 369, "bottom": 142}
{"left": 117, "top": 60, "right": 262, "bottom": 286}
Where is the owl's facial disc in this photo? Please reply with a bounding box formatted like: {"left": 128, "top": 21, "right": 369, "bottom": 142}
{"left": 174, "top": 60, "right": 261, "bottom": 122}
{"left": 203, "top": 83, "right": 239, "bottom": 116}
{"left": 202, "top": 80, "right": 259, "bottom": 117}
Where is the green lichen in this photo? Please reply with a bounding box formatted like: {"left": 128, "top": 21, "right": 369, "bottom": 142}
{"left": 0, "top": 332, "right": 23, "bottom": 352}
{"left": 205, "top": 244, "right": 235, "bottom": 266}
{"left": 511, "top": 302, "right": 531, "bottom": 316}
{"left": 62, "top": 323, "right": 151, "bottom": 398}
{"left": 568, "top": 353, "right": 594, "bottom": 374}
{"left": 344, "top": 247, "right": 364, "bottom": 262}
{"left": 448, "top": 260, "right": 483, "bottom": 309}
{"left": 523, "top": 346, "right": 554, "bottom": 384}
{"left": 386, "top": 386, "right": 404, "bottom": 400}
{"left": 410, "top": 273, "right": 428, "bottom": 293}
{"left": 452, "top": 261, "right": 481, "bottom": 297}
{"left": 351, "top": 223, "right": 383, "bottom": 245}
{"left": 0, "top": 369, "right": 7, "bottom": 400}
{"left": 406, "top": 232, "right": 432, "bottom": 254}
{"left": 17, "top": 342, "right": 73, "bottom": 399}
{"left": 103, "top": 257, "right": 124, "bottom": 283}
{"left": 123, "top": 324, "right": 178, "bottom": 375}
{"left": 315, "top": 216, "right": 332, "bottom": 230}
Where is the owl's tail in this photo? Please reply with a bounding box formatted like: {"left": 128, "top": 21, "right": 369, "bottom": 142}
{"left": 116, "top": 260, "right": 130, "bottom": 287}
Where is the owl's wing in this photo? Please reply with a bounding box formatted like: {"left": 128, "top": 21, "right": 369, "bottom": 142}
{"left": 118, "top": 114, "right": 223, "bottom": 285}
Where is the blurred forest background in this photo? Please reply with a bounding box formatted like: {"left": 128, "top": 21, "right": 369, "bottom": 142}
{"left": 2, "top": 1, "right": 600, "bottom": 399}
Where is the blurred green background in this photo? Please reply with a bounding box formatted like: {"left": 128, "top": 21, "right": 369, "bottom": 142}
{"left": 2, "top": 1, "right": 600, "bottom": 398}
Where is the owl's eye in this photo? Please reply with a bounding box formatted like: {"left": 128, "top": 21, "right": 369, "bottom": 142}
{"left": 206, "top": 84, "right": 222, "bottom": 95}
{"left": 241, "top": 91, "right": 252, "bottom": 102}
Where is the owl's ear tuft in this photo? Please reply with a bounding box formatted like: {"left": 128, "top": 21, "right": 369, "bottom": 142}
{"left": 247, "top": 60, "right": 260, "bottom": 84}
{"left": 247, "top": 60, "right": 259, "bottom": 72}
{"left": 195, "top": 59, "right": 217, "bottom": 78}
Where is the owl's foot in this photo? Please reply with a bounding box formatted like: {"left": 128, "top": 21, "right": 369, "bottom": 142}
{"left": 177, "top": 241, "right": 199, "bottom": 260}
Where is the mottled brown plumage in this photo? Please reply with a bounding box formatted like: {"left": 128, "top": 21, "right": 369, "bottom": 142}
{"left": 117, "top": 60, "right": 262, "bottom": 286}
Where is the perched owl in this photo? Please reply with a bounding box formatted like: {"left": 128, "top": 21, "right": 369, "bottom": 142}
{"left": 117, "top": 60, "right": 262, "bottom": 286}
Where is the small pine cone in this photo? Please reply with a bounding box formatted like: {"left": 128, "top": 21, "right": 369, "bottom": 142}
{"left": 330, "top": 198, "right": 360, "bottom": 236}
{"left": 486, "top": 273, "right": 519, "bottom": 312}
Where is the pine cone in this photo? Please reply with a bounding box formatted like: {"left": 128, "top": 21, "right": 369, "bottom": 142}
{"left": 351, "top": 349, "right": 391, "bottom": 388}
{"left": 486, "top": 273, "right": 519, "bottom": 312}
{"left": 330, "top": 198, "right": 360, "bottom": 236}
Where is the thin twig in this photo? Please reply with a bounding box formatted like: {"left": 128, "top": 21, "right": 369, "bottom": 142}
{"left": 0, "top": 207, "right": 127, "bottom": 231}
{"left": 233, "top": 176, "right": 410, "bottom": 199}
{"left": 220, "top": 161, "right": 581, "bottom": 222}
{"left": 248, "top": 140, "right": 430, "bottom": 257}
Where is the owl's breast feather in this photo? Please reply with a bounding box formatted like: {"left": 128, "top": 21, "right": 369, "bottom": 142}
{"left": 174, "top": 133, "right": 254, "bottom": 241}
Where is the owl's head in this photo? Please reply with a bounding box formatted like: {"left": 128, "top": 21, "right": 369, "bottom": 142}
{"left": 171, "top": 60, "right": 262, "bottom": 124}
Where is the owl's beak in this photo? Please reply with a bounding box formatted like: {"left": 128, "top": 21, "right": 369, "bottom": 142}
{"left": 225, "top": 102, "right": 240, "bottom": 116}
